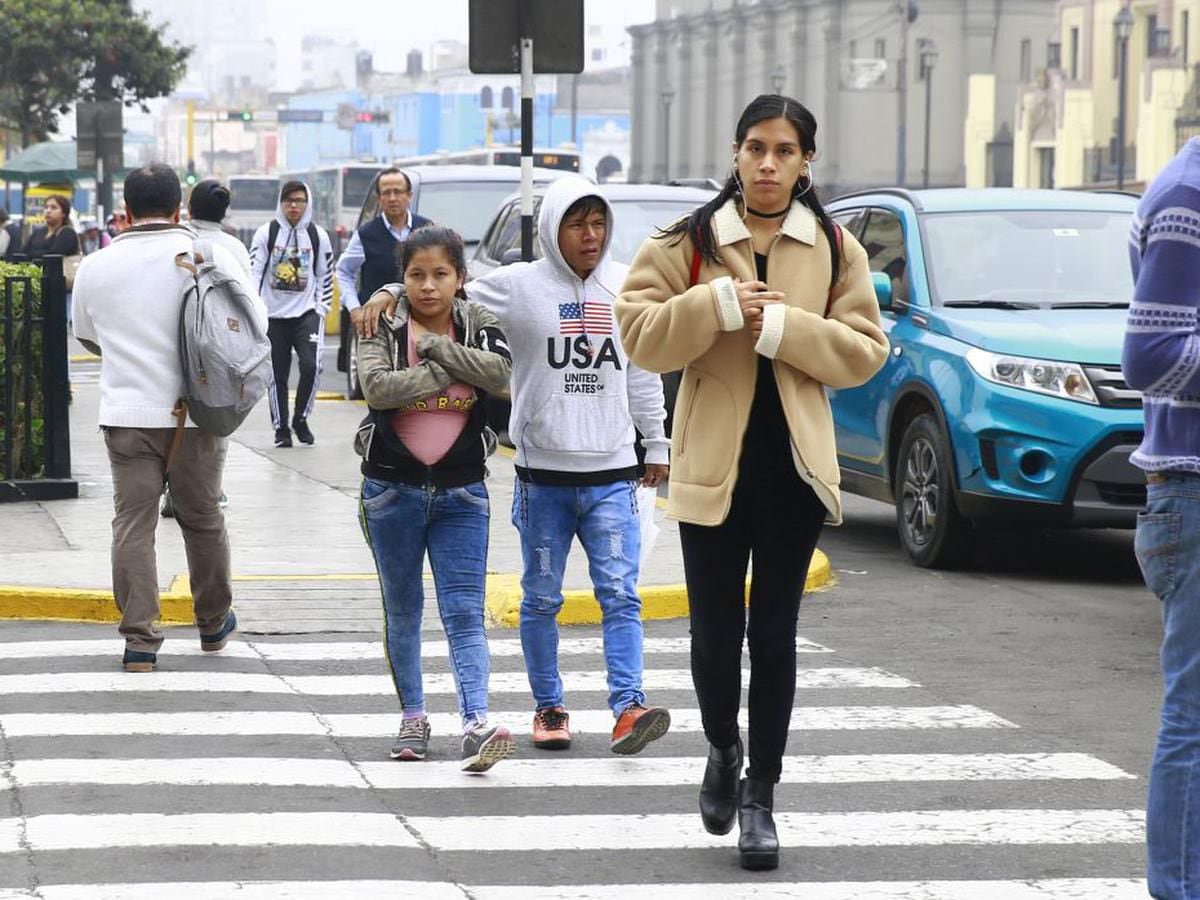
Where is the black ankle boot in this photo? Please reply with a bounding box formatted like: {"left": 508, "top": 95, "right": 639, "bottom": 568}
{"left": 738, "top": 777, "right": 779, "bottom": 870}
{"left": 699, "top": 738, "right": 742, "bottom": 835}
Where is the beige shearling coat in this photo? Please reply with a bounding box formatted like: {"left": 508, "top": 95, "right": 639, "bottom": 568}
{"left": 615, "top": 198, "right": 889, "bottom": 526}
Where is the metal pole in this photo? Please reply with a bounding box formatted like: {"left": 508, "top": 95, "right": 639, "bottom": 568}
{"left": 923, "top": 61, "right": 932, "bottom": 188}
{"left": 1117, "top": 36, "right": 1128, "bottom": 189}
{"left": 896, "top": 2, "right": 909, "bottom": 186}
{"left": 663, "top": 96, "right": 671, "bottom": 183}
{"left": 571, "top": 74, "right": 578, "bottom": 145}
{"left": 519, "top": 0, "right": 534, "bottom": 261}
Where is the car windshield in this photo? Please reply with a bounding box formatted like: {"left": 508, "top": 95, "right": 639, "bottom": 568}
{"left": 606, "top": 199, "right": 700, "bottom": 264}
{"left": 228, "top": 179, "right": 279, "bottom": 212}
{"left": 922, "top": 209, "right": 1134, "bottom": 307}
{"left": 417, "top": 182, "right": 530, "bottom": 244}
{"left": 342, "top": 169, "right": 378, "bottom": 212}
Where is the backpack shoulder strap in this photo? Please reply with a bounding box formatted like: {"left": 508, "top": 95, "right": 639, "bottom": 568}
{"left": 258, "top": 220, "right": 281, "bottom": 292}
{"left": 824, "top": 223, "right": 844, "bottom": 318}
{"left": 307, "top": 222, "right": 321, "bottom": 276}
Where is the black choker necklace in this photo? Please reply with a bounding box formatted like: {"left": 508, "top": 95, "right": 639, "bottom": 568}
{"left": 746, "top": 205, "right": 789, "bottom": 219}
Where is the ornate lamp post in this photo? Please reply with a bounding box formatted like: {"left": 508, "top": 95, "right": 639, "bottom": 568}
{"left": 1114, "top": 5, "right": 1134, "bottom": 189}
{"left": 919, "top": 38, "right": 938, "bottom": 188}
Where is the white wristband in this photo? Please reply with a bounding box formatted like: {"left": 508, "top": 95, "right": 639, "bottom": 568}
{"left": 754, "top": 303, "right": 787, "bottom": 358}
{"left": 710, "top": 276, "right": 744, "bottom": 332}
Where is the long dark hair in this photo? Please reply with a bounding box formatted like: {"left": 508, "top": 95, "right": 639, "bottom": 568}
{"left": 658, "top": 93, "right": 840, "bottom": 288}
{"left": 399, "top": 225, "right": 468, "bottom": 300}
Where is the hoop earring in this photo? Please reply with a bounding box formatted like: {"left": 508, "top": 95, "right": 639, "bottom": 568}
{"left": 796, "top": 165, "right": 815, "bottom": 199}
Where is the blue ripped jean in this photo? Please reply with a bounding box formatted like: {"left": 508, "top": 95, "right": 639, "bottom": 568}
{"left": 1140, "top": 475, "right": 1200, "bottom": 899}
{"left": 359, "top": 477, "right": 492, "bottom": 727}
{"left": 512, "top": 478, "right": 645, "bottom": 714}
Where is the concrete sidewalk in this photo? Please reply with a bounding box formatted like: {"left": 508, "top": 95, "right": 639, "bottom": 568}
{"left": 0, "top": 364, "right": 830, "bottom": 633}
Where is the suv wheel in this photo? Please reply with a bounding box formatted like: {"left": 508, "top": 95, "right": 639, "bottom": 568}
{"left": 894, "top": 413, "right": 971, "bottom": 568}
{"left": 345, "top": 328, "right": 363, "bottom": 400}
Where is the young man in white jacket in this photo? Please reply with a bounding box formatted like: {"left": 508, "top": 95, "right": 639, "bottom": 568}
{"left": 250, "top": 181, "right": 333, "bottom": 447}
{"left": 72, "top": 163, "right": 267, "bottom": 672}
{"left": 366, "top": 176, "right": 672, "bottom": 754}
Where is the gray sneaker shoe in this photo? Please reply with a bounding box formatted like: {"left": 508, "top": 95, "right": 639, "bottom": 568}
{"left": 461, "top": 721, "right": 515, "bottom": 773}
{"left": 390, "top": 716, "right": 431, "bottom": 760}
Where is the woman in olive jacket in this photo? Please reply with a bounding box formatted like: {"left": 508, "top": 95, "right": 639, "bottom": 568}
{"left": 615, "top": 94, "right": 888, "bottom": 871}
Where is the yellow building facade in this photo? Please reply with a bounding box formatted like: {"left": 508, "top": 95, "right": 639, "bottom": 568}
{"left": 996, "top": 0, "right": 1200, "bottom": 189}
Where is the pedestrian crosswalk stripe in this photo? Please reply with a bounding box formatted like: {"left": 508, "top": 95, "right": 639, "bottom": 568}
{"left": 0, "top": 813, "right": 420, "bottom": 853}
{"left": 0, "top": 879, "right": 1150, "bottom": 900}
{"left": 0, "top": 635, "right": 833, "bottom": 661}
{"left": 406, "top": 809, "right": 1145, "bottom": 851}
{"left": 0, "top": 809, "right": 1145, "bottom": 854}
{"left": 0, "top": 667, "right": 912, "bottom": 696}
{"left": 0, "top": 705, "right": 1014, "bottom": 737}
{"left": 8, "top": 753, "right": 1133, "bottom": 789}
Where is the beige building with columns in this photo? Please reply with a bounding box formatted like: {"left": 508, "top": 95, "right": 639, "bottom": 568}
{"left": 628, "top": 0, "right": 1056, "bottom": 193}
{"left": 1010, "top": 0, "right": 1200, "bottom": 190}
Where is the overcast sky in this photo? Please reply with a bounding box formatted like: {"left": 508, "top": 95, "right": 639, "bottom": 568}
{"left": 265, "top": 0, "right": 657, "bottom": 89}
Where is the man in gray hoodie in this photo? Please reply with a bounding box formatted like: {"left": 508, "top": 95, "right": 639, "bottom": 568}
{"left": 250, "top": 181, "right": 334, "bottom": 447}
{"left": 365, "top": 175, "right": 671, "bottom": 755}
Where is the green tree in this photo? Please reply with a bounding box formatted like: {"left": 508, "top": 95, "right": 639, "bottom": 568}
{"left": 0, "top": 0, "right": 191, "bottom": 148}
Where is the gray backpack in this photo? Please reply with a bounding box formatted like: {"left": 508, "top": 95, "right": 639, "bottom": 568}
{"left": 172, "top": 239, "right": 271, "bottom": 438}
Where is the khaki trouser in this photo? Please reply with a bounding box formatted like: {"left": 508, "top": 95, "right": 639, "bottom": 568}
{"left": 103, "top": 426, "right": 232, "bottom": 652}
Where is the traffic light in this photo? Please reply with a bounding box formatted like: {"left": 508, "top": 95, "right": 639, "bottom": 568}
{"left": 354, "top": 110, "right": 390, "bottom": 124}
{"left": 226, "top": 110, "right": 254, "bottom": 122}
{"left": 185, "top": 159, "right": 197, "bottom": 186}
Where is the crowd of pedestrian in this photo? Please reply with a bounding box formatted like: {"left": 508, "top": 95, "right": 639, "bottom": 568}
{"left": 63, "top": 90, "right": 1200, "bottom": 886}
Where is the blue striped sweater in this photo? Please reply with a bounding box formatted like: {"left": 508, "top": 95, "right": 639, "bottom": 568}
{"left": 1123, "top": 137, "right": 1200, "bottom": 473}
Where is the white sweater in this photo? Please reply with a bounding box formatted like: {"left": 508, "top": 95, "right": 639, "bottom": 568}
{"left": 72, "top": 223, "right": 268, "bottom": 428}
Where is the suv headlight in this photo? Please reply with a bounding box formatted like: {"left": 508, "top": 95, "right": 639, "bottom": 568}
{"left": 965, "top": 348, "right": 1098, "bottom": 405}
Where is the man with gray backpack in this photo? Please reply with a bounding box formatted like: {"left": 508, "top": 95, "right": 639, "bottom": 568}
{"left": 73, "top": 163, "right": 268, "bottom": 672}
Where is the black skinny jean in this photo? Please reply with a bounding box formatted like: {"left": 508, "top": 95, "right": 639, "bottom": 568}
{"left": 679, "top": 362, "right": 827, "bottom": 782}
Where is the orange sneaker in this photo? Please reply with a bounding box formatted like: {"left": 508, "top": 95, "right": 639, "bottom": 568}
{"left": 611, "top": 703, "right": 671, "bottom": 755}
{"left": 532, "top": 706, "right": 572, "bottom": 749}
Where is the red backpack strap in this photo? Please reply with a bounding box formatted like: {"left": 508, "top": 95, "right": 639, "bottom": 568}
{"left": 689, "top": 247, "right": 702, "bottom": 287}
{"left": 824, "top": 223, "right": 844, "bottom": 317}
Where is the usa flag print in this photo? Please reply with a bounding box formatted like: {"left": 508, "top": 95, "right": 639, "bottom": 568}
{"left": 559, "top": 301, "right": 612, "bottom": 335}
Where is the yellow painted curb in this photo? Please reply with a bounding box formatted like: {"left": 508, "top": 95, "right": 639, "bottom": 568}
{"left": 0, "top": 574, "right": 194, "bottom": 624}
{"left": 69, "top": 353, "right": 101, "bottom": 363}
{"left": 484, "top": 549, "right": 834, "bottom": 628}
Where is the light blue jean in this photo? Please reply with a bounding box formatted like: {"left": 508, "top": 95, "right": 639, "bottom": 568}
{"left": 1139, "top": 474, "right": 1200, "bottom": 899}
{"left": 512, "top": 478, "right": 644, "bottom": 714}
{"left": 360, "top": 477, "right": 492, "bottom": 727}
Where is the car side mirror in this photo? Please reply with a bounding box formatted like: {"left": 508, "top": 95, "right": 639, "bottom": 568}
{"left": 500, "top": 248, "right": 524, "bottom": 267}
{"left": 871, "top": 272, "right": 894, "bottom": 310}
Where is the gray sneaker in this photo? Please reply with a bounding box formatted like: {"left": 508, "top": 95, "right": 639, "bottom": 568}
{"left": 390, "top": 716, "right": 431, "bottom": 760}
{"left": 461, "top": 722, "right": 515, "bottom": 773}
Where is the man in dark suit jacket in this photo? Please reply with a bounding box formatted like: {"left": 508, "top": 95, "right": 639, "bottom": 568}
{"left": 334, "top": 167, "right": 432, "bottom": 329}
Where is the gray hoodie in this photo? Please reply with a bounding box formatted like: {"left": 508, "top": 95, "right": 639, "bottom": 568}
{"left": 249, "top": 182, "right": 334, "bottom": 319}
{"left": 458, "top": 175, "right": 668, "bottom": 475}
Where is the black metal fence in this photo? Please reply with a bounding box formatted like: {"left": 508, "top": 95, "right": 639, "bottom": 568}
{"left": 0, "top": 255, "right": 76, "bottom": 501}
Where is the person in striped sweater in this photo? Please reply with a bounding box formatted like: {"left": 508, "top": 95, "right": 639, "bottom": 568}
{"left": 1124, "top": 136, "right": 1200, "bottom": 900}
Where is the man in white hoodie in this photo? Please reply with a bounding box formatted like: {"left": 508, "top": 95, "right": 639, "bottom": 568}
{"left": 364, "top": 176, "right": 672, "bottom": 755}
{"left": 250, "top": 181, "right": 333, "bottom": 447}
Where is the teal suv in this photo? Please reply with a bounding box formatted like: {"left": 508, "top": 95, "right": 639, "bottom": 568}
{"left": 826, "top": 188, "right": 1143, "bottom": 568}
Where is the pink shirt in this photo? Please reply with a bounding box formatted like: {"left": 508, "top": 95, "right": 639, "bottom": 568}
{"left": 390, "top": 323, "right": 476, "bottom": 465}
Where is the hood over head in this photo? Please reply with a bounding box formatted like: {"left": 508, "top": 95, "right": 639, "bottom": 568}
{"left": 275, "top": 181, "right": 314, "bottom": 230}
{"left": 537, "top": 175, "right": 613, "bottom": 280}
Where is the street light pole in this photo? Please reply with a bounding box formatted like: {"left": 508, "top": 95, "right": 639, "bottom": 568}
{"left": 896, "top": 0, "right": 913, "bottom": 186}
{"left": 1114, "top": 6, "right": 1134, "bottom": 189}
{"left": 919, "top": 38, "right": 937, "bottom": 188}
{"left": 662, "top": 87, "right": 675, "bottom": 183}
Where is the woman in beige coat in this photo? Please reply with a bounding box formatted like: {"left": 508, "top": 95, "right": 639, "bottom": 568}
{"left": 616, "top": 94, "right": 888, "bottom": 871}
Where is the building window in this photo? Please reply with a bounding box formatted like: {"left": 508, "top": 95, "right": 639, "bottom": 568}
{"left": 480, "top": 86, "right": 494, "bottom": 108}
{"left": 592, "top": 48, "right": 604, "bottom": 62}
{"left": 1147, "top": 14, "right": 1158, "bottom": 57}
{"left": 1069, "top": 26, "right": 1079, "bottom": 80}
{"left": 849, "top": 39, "right": 857, "bottom": 58}
{"left": 501, "top": 86, "right": 514, "bottom": 110}
{"left": 1020, "top": 38, "right": 1032, "bottom": 81}
{"left": 875, "top": 38, "right": 886, "bottom": 59}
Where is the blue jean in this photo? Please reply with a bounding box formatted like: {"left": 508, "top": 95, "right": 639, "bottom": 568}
{"left": 359, "top": 477, "right": 492, "bottom": 727}
{"left": 1140, "top": 475, "right": 1200, "bottom": 899}
{"left": 512, "top": 478, "right": 645, "bottom": 713}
